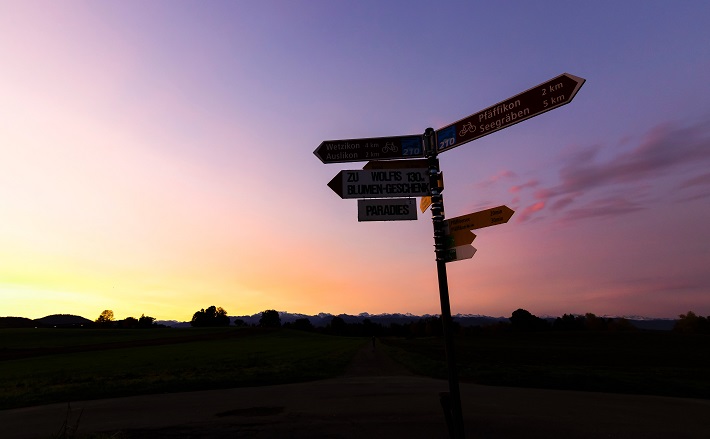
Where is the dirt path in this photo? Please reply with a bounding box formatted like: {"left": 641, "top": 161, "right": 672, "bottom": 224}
{"left": 342, "top": 338, "right": 413, "bottom": 377}
{"left": 3, "top": 341, "right": 710, "bottom": 438}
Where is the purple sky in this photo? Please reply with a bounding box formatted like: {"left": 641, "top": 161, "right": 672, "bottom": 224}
{"left": 1, "top": 1, "right": 709, "bottom": 320}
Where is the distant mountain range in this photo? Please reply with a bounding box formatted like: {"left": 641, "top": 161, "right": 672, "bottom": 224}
{"left": 157, "top": 312, "right": 509, "bottom": 328}
{"left": 0, "top": 314, "right": 94, "bottom": 328}
{"left": 156, "top": 311, "right": 678, "bottom": 331}
{"left": 0, "top": 312, "right": 677, "bottom": 331}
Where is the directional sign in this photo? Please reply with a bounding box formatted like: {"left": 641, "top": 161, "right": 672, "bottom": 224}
{"left": 444, "top": 230, "right": 476, "bottom": 249}
{"left": 445, "top": 205, "right": 514, "bottom": 233}
{"left": 328, "top": 168, "right": 431, "bottom": 199}
{"left": 436, "top": 73, "right": 585, "bottom": 153}
{"left": 363, "top": 158, "right": 430, "bottom": 170}
{"left": 445, "top": 245, "right": 476, "bottom": 263}
{"left": 358, "top": 198, "right": 417, "bottom": 222}
{"left": 314, "top": 135, "right": 424, "bottom": 164}
{"left": 420, "top": 196, "right": 432, "bottom": 213}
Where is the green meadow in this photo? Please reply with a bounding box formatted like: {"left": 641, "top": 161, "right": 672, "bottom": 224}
{"left": 0, "top": 328, "right": 364, "bottom": 409}
{"left": 381, "top": 331, "right": 710, "bottom": 399}
{"left": 3, "top": 327, "right": 709, "bottom": 410}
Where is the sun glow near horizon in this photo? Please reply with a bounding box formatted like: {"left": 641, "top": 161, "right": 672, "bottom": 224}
{"left": 2, "top": 1, "right": 710, "bottom": 322}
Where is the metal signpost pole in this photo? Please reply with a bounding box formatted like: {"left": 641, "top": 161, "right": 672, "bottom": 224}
{"left": 424, "top": 128, "right": 465, "bottom": 438}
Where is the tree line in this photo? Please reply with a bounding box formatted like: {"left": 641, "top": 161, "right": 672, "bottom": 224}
{"left": 3, "top": 306, "right": 706, "bottom": 335}
{"left": 94, "top": 309, "right": 162, "bottom": 328}
{"left": 94, "top": 307, "right": 710, "bottom": 335}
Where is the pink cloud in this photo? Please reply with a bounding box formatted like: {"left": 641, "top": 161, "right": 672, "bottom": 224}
{"left": 516, "top": 119, "right": 710, "bottom": 224}
{"left": 551, "top": 197, "right": 575, "bottom": 211}
{"left": 678, "top": 172, "right": 710, "bottom": 189}
{"left": 561, "top": 196, "right": 644, "bottom": 223}
{"left": 516, "top": 201, "right": 545, "bottom": 223}
{"left": 476, "top": 169, "right": 518, "bottom": 189}
{"left": 509, "top": 179, "right": 539, "bottom": 193}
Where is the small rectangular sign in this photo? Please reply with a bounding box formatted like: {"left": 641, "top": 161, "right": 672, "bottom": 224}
{"left": 358, "top": 198, "right": 417, "bottom": 222}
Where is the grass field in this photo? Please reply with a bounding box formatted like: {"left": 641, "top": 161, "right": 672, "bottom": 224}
{"left": 381, "top": 331, "right": 710, "bottom": 399}
{"left": 0, "top": 328, "right": 364, "bottom": 409}
{"left": 3, "top": 327, "right": 709, "bottom": 411}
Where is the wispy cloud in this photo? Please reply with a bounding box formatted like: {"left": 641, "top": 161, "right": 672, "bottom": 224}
{"left": 678, "top": 172, "right": 710, "bottom": 189}
{"left": 517, "top": 201, "right": 545, "bottom": 223}
{"left": 475, "top": 170, "right": 517, "bottom": 189}
{"left": 561, "top": 196, "right": 645, "bottom": 222}
{"left": 510, "top": 179, "right": 539, "bottom": 193}
{"left": 510, "top": 119, "right": 710, "bottom": 223}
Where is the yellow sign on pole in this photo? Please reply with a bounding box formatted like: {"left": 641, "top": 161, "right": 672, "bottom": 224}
{"left": 420, "top": 196, "right": 432, "bottom": 213}
{"left": 445, "top": 205, "right": 514, "bottom": 233}
{"left": 444, "top": 230, "right": 476, "bottom": 249}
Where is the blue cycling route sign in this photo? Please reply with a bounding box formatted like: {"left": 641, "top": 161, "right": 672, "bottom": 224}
{"left": 313, "top": 135, "right": 424, "bottom": 164}
{"left": 436, "top": 73, "right": 585, "bottom": 153}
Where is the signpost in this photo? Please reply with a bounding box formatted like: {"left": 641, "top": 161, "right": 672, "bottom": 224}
{"left": 327, "top": 169, "right": 431, "bottom": 199}
{"left": 444, "top": 206, "right": 514, "bottom": 234}
{"left": 314, "top": 135, "right": 424, "bottom": 164}
{"left": 358, "top": 198, "right": 417, "bottom": 222}
{"left": 316, "top": 72, "right": 585, "bottom": 439}
{"left": 436, "top": 73, "right": 585, "bottom": 153}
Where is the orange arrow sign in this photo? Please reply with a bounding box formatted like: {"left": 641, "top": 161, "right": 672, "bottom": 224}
{"left": 445, "top": 205, "right": 514, "bottom": 233}
{"left": 444, "top": 230, "right": 476, "bottom": 249}
{"left": 419, "top": 174, "right": 444, "bottom": 213}
{"left": 420, "top": 196, "right": 432, "bottom": 213}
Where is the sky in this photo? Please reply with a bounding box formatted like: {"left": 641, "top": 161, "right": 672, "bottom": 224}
{"left": 1, "top": 0, "right": 709, "bottom": 321}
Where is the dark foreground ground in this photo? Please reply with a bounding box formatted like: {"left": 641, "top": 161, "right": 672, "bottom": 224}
{"left": 2, "top": 343, "right": 710, "bottom": 438}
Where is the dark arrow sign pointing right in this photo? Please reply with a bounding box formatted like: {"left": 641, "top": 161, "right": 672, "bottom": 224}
{"left": 436, "top": 73, "right": 585, "bottom": 153}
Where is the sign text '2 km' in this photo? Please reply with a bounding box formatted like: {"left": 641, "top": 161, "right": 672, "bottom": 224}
{"left": 436, "top": 73, "right": 585, "bottom": 153}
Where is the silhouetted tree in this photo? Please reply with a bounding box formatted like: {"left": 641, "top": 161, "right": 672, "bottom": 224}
{"left": 191, "top": 306, "right": 230, "bottom": 327}
{"left": 233, "top": 318, "right": 247, "bottom": 327}
{"left": 117, "top": 316, "right": 139, "bottom": 329}
{"left": 509, "top": 309, "right": 549, "bottom": 331}
{"left": 138, "top": 314, "right": 156, "bottom": 328}
{"left": 329, "top": 316, "right": 347, "bottom": 335}
{"left": 584, "top": 313, "right": 609, "bottom": 331}
{"left": 674, "top": 311, "right": 710, "bottom": 334}
{"left": 362, "top": 318, "right": 383, "bottom": 336}
{"left": 553, "top": 314, "right": 585, "bottom": 331}
{"left": 290, "top": 317, "right": 314, "bottom": 331}
{"left": 608, "top": 317, "right": 635, "bottom": 332}
{"left": 95, "top": 310, "right": 115, "bottom": 328}
{"left": 259, "top": 310, "right": 281, "bottom": 328}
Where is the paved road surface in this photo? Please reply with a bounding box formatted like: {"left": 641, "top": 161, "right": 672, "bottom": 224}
{"left": 2, "top": 341, "right": 710, "bottom": 438}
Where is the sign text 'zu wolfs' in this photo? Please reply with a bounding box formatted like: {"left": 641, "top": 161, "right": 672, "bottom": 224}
{"left": 328, "top": 168, "right": 431, "bottom": 199}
